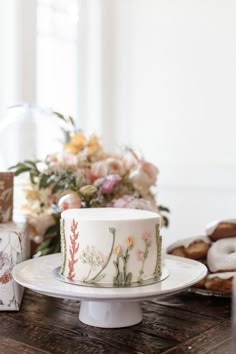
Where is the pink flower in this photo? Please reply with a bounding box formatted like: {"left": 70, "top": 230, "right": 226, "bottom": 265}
{"left": 128, "top": 152, "right": 158, "bottom": 194}
{"left": 140, "top": 161, "right": 159, "bottom": 183}
{"left": 58, "top": 192, "right": 82, "bottom": 211}
{"left": 106, "top": 157, "right": 126, "bottom": 176}
{"left": 100, "top": 174, "right": 121, "bottom": 194}
{"left": 142, "top": 232, "right": 152, "bottom": 246}
{"left": 90, "top": 161, "right": 108, "bottom": 180}
{"left": 137, "top": 249, "right": 143, "bottom": 261}
{"left": 129, "top": 164, "right": 158, "bottom": 192}
{"left": 108, "top": 195, "right": 134, "bottom": 208}
{"left": 108, "top": 195, "right": 157, "bottom": 212}
{"left": 130, "top": 150, "right": 158, "bottom": 179}
{"left": 47, "top": 151, "right": 77, "bottom": 169}
{"left": 0, "top": 253, "right": 10, "bottom": 269}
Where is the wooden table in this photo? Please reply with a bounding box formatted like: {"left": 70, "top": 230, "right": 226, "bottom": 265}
{"left": 0, "top": 289, "right": 232, "bottom": 354}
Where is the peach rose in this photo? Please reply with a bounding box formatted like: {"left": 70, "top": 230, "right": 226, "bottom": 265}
{"left": 27, "top": 213, "right": 56, "bottom": 238}
{"left": 90, "top": 161, "right": 108, "bottom": 180}
{"left": 106, "top": 157, "right": 126, "bottom": 176}
{"left": 129, "top": 161, "right": 158, "bottom": 193}
{"left": 58, "top": 192, "right": 82, "bottom": 211}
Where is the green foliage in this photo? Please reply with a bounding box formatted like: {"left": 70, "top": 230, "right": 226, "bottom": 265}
{"left": 53, "top": 111, "right": 77, "bottom": 142}
{"left": 35, "top": 219, "right": 61, "bottom": 256}
{"left": 10, "top": 160, "right": 41, "bottom": 177}
{"left": 10, "top": 161, "right": 85, "bottom": 196}
{"left": 159, "top": 205, "right": 170, "bottom": 227}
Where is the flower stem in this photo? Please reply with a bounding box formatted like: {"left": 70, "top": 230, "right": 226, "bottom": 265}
{"left": 123, "top": 248, "right": 129, "bottom": 283}
{"left": 85, "top": 266, "right": 93, "bottom": 281}
{"left": 89, "top": 227, "right": 116, "bottom": 282}
{"left": 138, "top": 241, "right": 149, "bottom": 283}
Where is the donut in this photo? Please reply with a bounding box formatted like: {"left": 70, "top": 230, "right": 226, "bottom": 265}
{"left": 207, "top": 237, "right": 236, "bottom": 272}
{"left": 192, "top": 274, "right": 208, "bottom": 289}
{"left": 205, "top": 272, "right": 235, "bottom": 294}
{"left": 167, "top": 235, "right": 211, "bottom": 260}
{"left": 206, "top": 219, "right": 236, "bottom": 241}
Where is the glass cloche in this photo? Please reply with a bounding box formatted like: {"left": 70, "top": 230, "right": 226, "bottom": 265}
{"left": 0, "top": 104, "right": 68, "bottom": 170}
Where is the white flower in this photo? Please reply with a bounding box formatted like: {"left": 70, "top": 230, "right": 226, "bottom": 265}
{"left": 79, "top": 245, "right": 107, "bottom": 269}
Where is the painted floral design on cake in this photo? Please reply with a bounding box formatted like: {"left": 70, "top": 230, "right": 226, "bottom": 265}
{"left": 113, "top": 236, "right": 134, "bottom": 286}
{"left": 137, "top": 232, "right": 152, "bottom": 283}
{"left": 79, "top": 246, "right": 107, "bottom": 281}
{"left": 67, "top": 219, "right": 79, "bottom": 280}
{"left": 83, "top": 227, "right": 116, "bottom": 284}
{"left": 63, "top": 219, "right": 162, "bottom": 286}
{"left": 153, "top": 224, "right": 162, "bottom": 279}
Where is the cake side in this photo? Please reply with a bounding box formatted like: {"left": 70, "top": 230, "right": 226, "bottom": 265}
{"left": 60, "top": 218, "right": 66, "bottom": 274}
{"left": 60, "top": 208, "right": 162, "bottom": 286}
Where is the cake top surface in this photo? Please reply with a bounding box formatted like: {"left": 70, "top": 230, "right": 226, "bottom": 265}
{"left": 61, "top": 207, "right": 160, "bottom": 221}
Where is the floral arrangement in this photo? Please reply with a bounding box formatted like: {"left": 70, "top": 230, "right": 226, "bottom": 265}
{"left": 11, "top": 112, "right": 169, "bottom": 256}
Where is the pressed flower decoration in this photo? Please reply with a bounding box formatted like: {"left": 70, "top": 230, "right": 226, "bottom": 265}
{"left": 113, "top": 235, "right": 134, "bottom": 286}
{"left": 11, "top": 112, "right": 169, "bottom": 256}
{"left": 67, "top": 219, "right": 79, "bottom": 281}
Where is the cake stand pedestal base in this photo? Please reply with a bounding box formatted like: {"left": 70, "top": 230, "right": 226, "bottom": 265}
{"left": 79, "top": 300, "right": 142, "bottom": 328}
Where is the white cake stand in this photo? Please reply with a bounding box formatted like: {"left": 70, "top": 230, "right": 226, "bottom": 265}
{"left": 13, "top": 254, "right": 207, "bottom": 328}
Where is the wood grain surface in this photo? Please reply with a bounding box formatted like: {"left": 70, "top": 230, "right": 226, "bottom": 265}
{"left": 0, "top": 289, "right": 232, "bottom": 354}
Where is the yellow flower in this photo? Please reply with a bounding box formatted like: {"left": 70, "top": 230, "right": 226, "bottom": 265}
{"left": 113, "top": 245, "right": 122, "bottom": 255}
{"left": 71, "top": 133, "right": 87, "bottom": 148}
{"left": 24, "top": 188, "right": 41, "bottom": 201}
{"left": 64, "top": 133, "right": 88, "bottom": 154}
{"left": 87, "top": 134, "right": 102, "bottom": 156}
{"left": 64, "top": 143, "right": 80, "bottom": 155}
{"left": 125, "top": 236, "right": 134, "bottom": 247}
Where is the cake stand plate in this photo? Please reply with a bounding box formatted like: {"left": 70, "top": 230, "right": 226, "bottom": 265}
{"left": 13, "top": 254, "right": 207, "bottom": 328}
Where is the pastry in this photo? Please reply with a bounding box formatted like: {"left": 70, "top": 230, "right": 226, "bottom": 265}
{"left": 167, "top": 235, "right": 211, "bottom": 260}
{"left": 206, "top": 220, "right": 236, "bottom": 241}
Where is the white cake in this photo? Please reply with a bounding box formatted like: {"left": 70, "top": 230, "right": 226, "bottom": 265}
{"left": 60, "top": 208, "right": 162, "bottom": 286}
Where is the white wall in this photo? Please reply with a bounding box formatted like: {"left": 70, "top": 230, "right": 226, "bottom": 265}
{"left": 128, "top": 0, "right": 236, "bottom": 246}
{"left": 129, "top": 0, "right": 236, "bottom": 175}
{"left": 78, "top": 0, "right": 236, "bottom": 246}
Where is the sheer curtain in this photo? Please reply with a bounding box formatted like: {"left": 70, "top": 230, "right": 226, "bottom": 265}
{"left": 0, "top": 0, "right": 79, "bottom": 114}
{"left": 0, "top": 0, "right": 79, "bottom": 169}
{"left": 37, "top": 0, "right": 79, "bottom": 117}
{"left": 0, "top": 0, "right": 36, "bottom": 112}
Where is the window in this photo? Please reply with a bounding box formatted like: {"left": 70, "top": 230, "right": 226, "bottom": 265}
{"left": 37, "top": 0, "right": 79, "bottom": 117}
